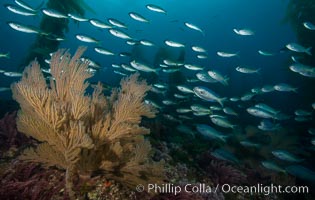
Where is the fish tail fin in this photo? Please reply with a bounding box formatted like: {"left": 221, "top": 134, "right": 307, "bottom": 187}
{"left": 154, "top": 68, "right": 161, "bottom": 75}
{"left": 5, "top": 52, "right": 10, "bottom": 59}
{"left": 256, "top": 68, "right": 262, "bottom": 74}
{"left": 223, "top": 76, "right": 230, "bottom": 86}
{"left": 293, "top": 88, "right": 298, "bottom": 93}
{"left": 306, "top": 47, "right": 312, "bottom": 55}
{"left": 218, "top": 97, "right": 227, "bottom": 107}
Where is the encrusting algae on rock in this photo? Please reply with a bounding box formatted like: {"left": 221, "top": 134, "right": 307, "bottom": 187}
{"left": 10, "top": 47, "right": 165, "bottom": 199}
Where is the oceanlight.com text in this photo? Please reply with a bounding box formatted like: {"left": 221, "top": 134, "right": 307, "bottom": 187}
{"left": 136, "top": 183, "right": 309, "bottom": 196}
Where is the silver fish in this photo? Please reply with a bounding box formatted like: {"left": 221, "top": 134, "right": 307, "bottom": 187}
{"left": 5, "top": 4, "right": 37, "bottom": 16}
{"left": 261, "top": 161, "right": 286, "bottom": 173}
{"left": 303, "top": 22, "right": 315, "bottom": 30}
{"left": 207, "top": 70, "right": 229, "bottom": 86}
{"left": 217, "top": 51, "right": 239, "bottom": 57}
{"left": 193, "top": 86, "right": 226, "bottom": 106}
{"left": 184, "top": 64, "right": 204, "bottom": 71}
{"left": 233, "top": 28, "right": 254, "bottom": 35}
{"left": 192, "top": 46, "right": 207, "bottom": 53}
{"left": 272, "top": 150, "right": 304, "bottom": 162}
{"left": 274, "top": 83, "right": 297, "bottom": 92}
{"left": 196, "top": 124, "right": 228, "bottom": 142}
{"left": 108, "top": 18, "right": 127, "bottom": 28}
{"left": 4, "top": 72, "right": 22, "bottom": 77}
{"left": 176, "top": 85, "right": 194, "bottom": 94}
{"left": 247, "top": 107, "right": 275, "bottom": 119}
{"left": 146, "top": 4, "right": 166, "bottom": 14}
{"left": 7, "top": 22, "right": 42, "bottom": 34}
{"left": 129, "top": 12, "right": 149, "bottom": 23}
{"left": 236, "top": 66, "right": 260, "bottom": 74}
{"left": 286, "top": 43, "right": 312, "bottom": 55}
{"left": 184, "top": 22, "right": 204, "bottom": 35}
{"left": 210, "top": 115, "right": 236, "bottom": 129}
{"left": 42, "top": 8, "right": 67, "bottom": 18}
{"left": 68, "top": 13, "right": 88, "bottom": 22}
{"left": 90, "top": 19, "right": 112, "bottom": 29}
{"left": 0, "top": 87, "right": 10, "bottom": 92}
{"left": 76, "top": 34, "right": 100, "bottom": 43}
{"left": 15, "top": 0, "right": 39, "bottom": 12}
{"left": 109, "top": 29, "right": 132, "bottom": 40}
{"left": 258, "top": 50, "right": 274, "bottom": 56}
{"left": 130, "top": 60, "right": 159, "bottom": 73}
{"left": 94, "top": 47, "right": 114, "bottom": 55}
{"left": 165, "top": 40, "right": 185, "bottom": 48}
{"left": 0, "top": 52, "right": 10, "bottom": 59}
{"left": 196, "top": 72, "right": 217, "bottom": 83}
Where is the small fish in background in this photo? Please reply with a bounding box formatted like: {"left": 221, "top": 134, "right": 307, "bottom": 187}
{"left": 5, "top": 4, "right": 37, "bottom": 16}
{"left": 108, "top": 18, "right": 128, "bottom": 29}
{"left": 207, "top": 70, "right": 229, "bottom": 86}
{"left": 14, "top": 0, "right": 43, "bottom": 12}
{"left": 0, "top": 87, "right": 10, "bottom": 92}
{"left": 196, "top": 72, "right": 217, "bottom": 83}
{"left": 3, "top": 71, "right": 22, "bottom": 77}
{"left": 90, "top": 19, "right": 112, "bottom": 29}
{"left": 196, "top": 124, "right": 228, "bottom": 142}
{"left": 294, "top": 109, "right": 312, "bottom": 116}
{"left": 184, "top": 64, "right": 204, "bottom": 71}
{"left": 75, "top": 34, "right": 100, "bottom": 43}
{"left": 211, "top": 148, "right": 239, "bottom": 164}
{"left": 140, "top": 40, "right": 155, "bottom": 46}
{"left": 191, "top": 104, "right": 212, "bottom": 113}
{"left": 146, "top": 4, "right": 166, "bottom": 14}
{"left": 236, "top": 66, "right": 261, "bottom": 74}
{"left": 7, "top": 21, "right": 42, "bottom": 34}
{"left": 233, "top": 28, "right": 255, "bottom": 36}
{"left": 261, "top": 85, "right": 275, "bottom": 93}
{"left": 261, "top": 161, "right": 286, "bottom": 173}
{"left": 223, "top": 107, "right": 238, "bottom": 116}
{"left": 191, "top": 46, "right": 207, "bottom": 53}
{"left": 109, "top": 29, "right": 132, "bottom": 40}
{"left": 94, "top": 47, "right": 114, "bottom": 56}
{"left": 286, "top": 42, "right": 312, "bottom": 55}
{"left": 258, "top": 50, "right": 275, "bottom": 56}
{"left": 145, "top": 99, "right": 162, "bottom": 110}
{"left": 42, "top": 8, "right": 68, "bottom": 19}
{"left": 258, "top": 119, "right": 281, "bottom": 131}
{"left": 184, "top": 22, "right": 205, "bottom": 36}
{"left": 193, "top": 86, "right": 227, "bottom": 106}
{"left": 196, "top": 54, "right": 208, "bottom": 59}
{"left": 274, "top": 83, "right": 298, "bottom": 92}
{"left": 210, "top": 115, "right": 237, "bottom": 129}
{"left": 121, "top": 64, "right": 136, "bottom": 72}
{"left": 240, "top": 140, "right": 261, "bottom": 148}
{"left": 247, "top": 107, "right": 275, "bottom": 119}
{"left": 289, "top": 63, "right": 315, "bottom": 78}
{"left": 217, "top": 51, "right": 239, "bottom": 57}
{"left": 303, "top": 21, "right": 315, "bottom": 30}
{"left": 272, "top": 150, "right": 304, "bottom": 162}
{"left": 309, "top": 128, "right": 315, "bottom": 135}
{"left": 165, "top": 40, "right": 185, "bottom": 48}
{"left": 176, "top": 85, "right": 194, "bottom": 94}
{"left": 130, "top": 60, "right": 159, "bottom": 74}
{"left": 0, "top": 52, "right": 10, "bottom": 59}
{"left": 129, "top": 12, "right": 149, "bottom": 23}
{"left": 68, "top": 13, "right": 89, "bottom": 22}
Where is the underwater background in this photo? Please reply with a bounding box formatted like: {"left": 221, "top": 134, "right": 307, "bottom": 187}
{"left": 0, "top": 0, "right": 315, "bottom": 199}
